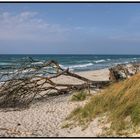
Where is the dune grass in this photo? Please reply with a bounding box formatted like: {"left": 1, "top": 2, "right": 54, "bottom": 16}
{"left": 71, "top": 90, "right": 87, "bottom": 101}
{"left": 69, "top": 73, "right": 140, "bottom": 135}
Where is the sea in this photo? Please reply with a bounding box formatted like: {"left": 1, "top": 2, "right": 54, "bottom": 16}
{"left": 0, "top": 54, "right": 140, "bottom": 82}
{"left": 0, "top": 54, "right": 140, "bottom": 72}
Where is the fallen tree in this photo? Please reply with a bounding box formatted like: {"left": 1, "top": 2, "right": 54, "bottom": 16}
{"left": 0, "top": 58, "right": 110, "bottom": 108}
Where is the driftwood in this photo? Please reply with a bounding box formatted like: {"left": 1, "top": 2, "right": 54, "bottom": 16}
{"left": 0, "top": 58, "right": 110, "bottom": 108}
{"left": 109, "top": 63, "right": 140, "bottom": 82}
{"left": 1, "top": 57, "right": 139, "bottom": 109}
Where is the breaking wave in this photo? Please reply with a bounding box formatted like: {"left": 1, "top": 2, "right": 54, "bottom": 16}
{"left": 94, "top": 59, "right": 106, "bottom": 63}
{"left": 60, "top": 63, "right": 93, "bottom": 70}
{"left": 31, "top": 61, "right": 44, "bottom": 65}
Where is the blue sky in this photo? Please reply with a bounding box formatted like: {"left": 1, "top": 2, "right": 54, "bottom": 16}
{"left": 0, "top": 3, "right": 140, "bottom": 54}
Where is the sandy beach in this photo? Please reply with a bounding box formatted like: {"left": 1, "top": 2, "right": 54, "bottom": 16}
{"left": 1, "top": 2, "right": 140, "bottom": 137}
{"left": 0, "top": 68, "right": 109, "bottom": 137}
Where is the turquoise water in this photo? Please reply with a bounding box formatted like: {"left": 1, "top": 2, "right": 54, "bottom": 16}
{"left": 0, "top": 54, "right": 140, "bottom": 72}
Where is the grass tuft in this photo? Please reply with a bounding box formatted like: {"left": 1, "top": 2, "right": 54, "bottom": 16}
{"left": 71, "top": 90, "right": 87, "bottom": 101}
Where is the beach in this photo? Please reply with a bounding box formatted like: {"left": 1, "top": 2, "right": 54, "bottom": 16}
{"left": 1, "top": 2, "right": 140, "bottom": 137}
{"left": 0, "top": 68, "right": 109, "bottom": 137}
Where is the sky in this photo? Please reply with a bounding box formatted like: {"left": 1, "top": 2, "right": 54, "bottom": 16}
{"left": 0, "top": 3, "right": 140, "bottom": 54}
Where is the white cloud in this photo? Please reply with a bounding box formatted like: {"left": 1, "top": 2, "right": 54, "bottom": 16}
{"left": 0, "top": 11, "right": 70, "bottom": 42}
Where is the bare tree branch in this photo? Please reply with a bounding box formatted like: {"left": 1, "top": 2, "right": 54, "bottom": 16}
{"left": 0, "top": 58, "right": 110, "bottom": 109}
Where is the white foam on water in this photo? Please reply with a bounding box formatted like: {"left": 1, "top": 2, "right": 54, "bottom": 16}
{"left": 31, "top": 62, "right": 44, "bottom": 65}
{"left": 70, "top": 63, "right": 93, "bottom": 68}
{"left": 59, "top": 64, "right": 66, "bottom": 69}
{"left": 18, "top": 68, "right": 36, "bottom": 74}
{"left": 60, "top": 63, "right": 93, "bottom": 69}
{"left": 94, "top": 59, "right": 106, "bottom": 63}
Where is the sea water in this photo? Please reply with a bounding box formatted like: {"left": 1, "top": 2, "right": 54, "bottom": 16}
{"left": 0, "top": 54, "right": 140, "bottom": 72}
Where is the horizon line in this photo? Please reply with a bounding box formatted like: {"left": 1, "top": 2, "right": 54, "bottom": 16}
{"left": 1, "top": 54, "right": 140, "bottom": 55}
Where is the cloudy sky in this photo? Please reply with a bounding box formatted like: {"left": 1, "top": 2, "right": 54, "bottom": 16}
{"left": 0, "top": 3, "right": 140, "bottom": 54}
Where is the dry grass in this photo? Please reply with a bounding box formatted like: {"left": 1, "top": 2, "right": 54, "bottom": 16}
{"left": 68, "top": 73, "right": 140, "bottom": 136}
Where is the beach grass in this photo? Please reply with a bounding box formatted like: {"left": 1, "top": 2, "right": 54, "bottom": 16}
{"left": 71, "top": 90, "right": 87, "bottom": 101}
{"left": 68, "top": 73, "right": 140, "bottom": 136}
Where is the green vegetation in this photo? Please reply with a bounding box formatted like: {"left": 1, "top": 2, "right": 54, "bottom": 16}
{"left": 69, "top": 73, "right": 140, "bottom": 136}
{"left": 61, "top": 123, "right": 73, "bottom": 129}
{"left": 71, "top": 90, "right": 88, "bottom": 101}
